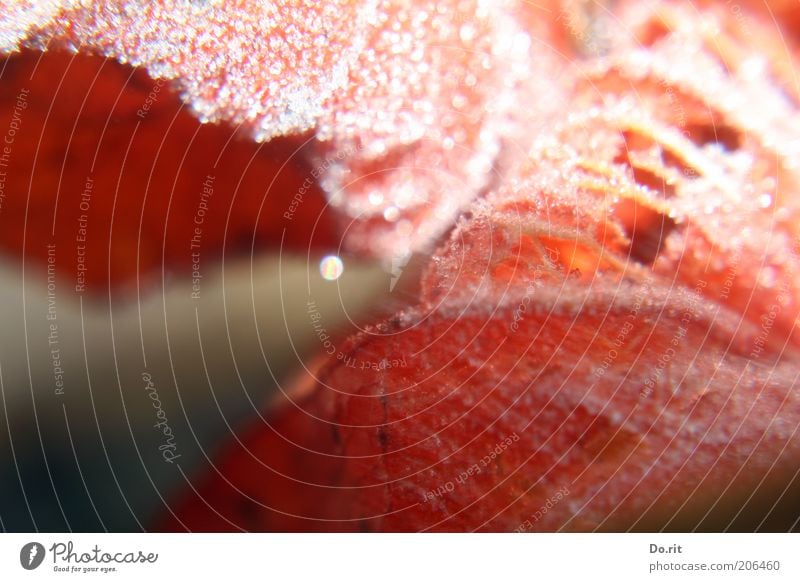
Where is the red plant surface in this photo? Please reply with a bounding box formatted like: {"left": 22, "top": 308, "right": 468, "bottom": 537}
{"left": 0, "top": 49, "right": 336, "bottom": 292}
{"left": 3, "top": 0, "right": 800, "bottom": 530}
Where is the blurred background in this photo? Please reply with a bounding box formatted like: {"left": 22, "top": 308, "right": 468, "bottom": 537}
{"left": 0, "top": 49, "right": 401, "bottom": 531}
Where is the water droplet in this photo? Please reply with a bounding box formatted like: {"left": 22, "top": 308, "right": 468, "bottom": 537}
{"left": 757, "top": 265, "right": 777, "bottom": 288}
{"left": 459, "top": 23, "right": 476, "bottom": 43}
{"left": 319, "top": 255, "right": 344, "bottom": 281}
{"left": 758, "top": 193, "right": 773, "bottom": 209}
{"left": 383, "top": 206, "right": 400, "bottom": 222}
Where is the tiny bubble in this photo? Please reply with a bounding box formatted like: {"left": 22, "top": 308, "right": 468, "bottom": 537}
{"left": 320, "top": 255, "right": 344, "bottom": 281}
{"left": 383, "top": 206, "right": 400, "bottom": 222}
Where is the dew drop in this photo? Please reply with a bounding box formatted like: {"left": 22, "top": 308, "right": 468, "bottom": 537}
{"left": 757, "top": 265, "right": 777, "bottom": 288}
{"left": 459, "top": 23, "right": 476, "bottom": 43}
{"left": 383, "top": 206, "right": 400, "bottom": 222}
{"left": 319, "top": 255, "right": 344, "bottom": 281}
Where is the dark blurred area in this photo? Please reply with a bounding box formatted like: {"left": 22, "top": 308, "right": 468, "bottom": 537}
{"left": 0, "top": 49, "right": 389, "bottom": 531}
